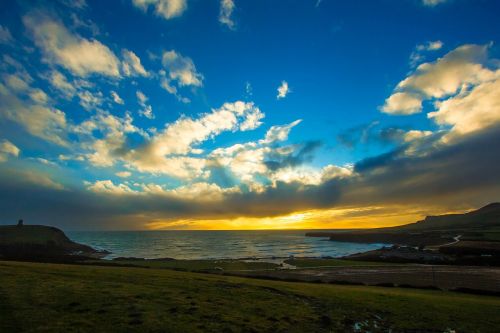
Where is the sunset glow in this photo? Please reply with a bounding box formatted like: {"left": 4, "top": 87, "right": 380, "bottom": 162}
{"left": 0, "top": 0, "right": 499, "bottom": 230}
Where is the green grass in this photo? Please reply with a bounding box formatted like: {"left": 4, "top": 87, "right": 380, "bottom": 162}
{"left": 0, "top": 261, "right": 499, "bottom": 332}
{"left": 0, "top": 225, "right": 68, "bottom": 246}
{"left": 462, "top": 231, "right": 500, "bottom": 242}
{"left": 284, "top": 258, "right": 400, "bottom": 268}
{"left": 94, "top": 259, "right": 278, "bottom": 271}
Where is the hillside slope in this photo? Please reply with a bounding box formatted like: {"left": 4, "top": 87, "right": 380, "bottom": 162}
{"left": 0, "top": 225, "right": 105, "bottom": 259}
{"left": 392, "top": 203, "right": 500, "bottom": 232}
{"left": 1, "top": 261, "right": 499, "bottom": 332}
{"left": 306, "top": 203, "right": 500, "bottom": 246}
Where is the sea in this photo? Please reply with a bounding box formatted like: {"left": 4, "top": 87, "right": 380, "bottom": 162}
{"left": 68, "top": 230, "right": 387, "bottom": 260}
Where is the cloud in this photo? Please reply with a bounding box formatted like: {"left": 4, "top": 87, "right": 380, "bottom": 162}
{"left": 46, "top": 70, "right": 77, "bottom": 98}
{"left": 126, "top": 101, "right": 263, "bottom": 178}
{"left": 428, "top": 75, "right": 500, "bottom": 137}
{"left": 136, "top": 90, "right": 154, "bottom": 119}
{"left": 410, "top": 40, "right": 443, "bottom": 67}
{"left": 23, "top": 11, "right": 121, "bottom": 77}
{"left": 87, "top": 180, "right": 137, "bottom": 195}
{"left": 277, "top": 81, "right": 290, "bottom": 99}
{"left": 116, "top": 171, "right": 132, "bottom": 178}
{"left": 158, "top": 182, "right": 240, "bottom": 201}
{"left": 121, "top": 49, "right": 148, "bottom": 77}
{"left": 381, "top": 92, "right": 423, "bottom": 115}
{"left": 73, "top": 111, "right": 142, "bottom": 167}
{"left": 2, "top": 124, "right": 500, "bottom": 229}
{"left": 245, "top": 82, "right": 252, "bottom": 97}
{"left": 0, "top": 25, "right": 13, "bottom": 44}
{"left": 162, "top": 50, "right": 203, "bottom": 87}
{"left": 111, "top": 91, "right": 124, "bottom": 104}
{"left": 59, "top": 0, "right": 88, "bottom": 10}
{"left": 382, "top": 44, "right": 496, "bottom": 115}
{"left": 0, "top": 78, "right": 68, "bottom": 146}
{"left": 78, "top": 90, "right": 104, "bottom": 110}
{"left": 0, "top": 140, "right": 20, "bottom": 162}
{"left": 132, "top": 0, "right": 187, "bottom": 20}
{"left": 159, "top": 50, "right": 203, "bottom": 102}
{"left": 416, "top": 40, "right": 443, "bottom": 52}
{"left": 219, "top": 0, "right": 236, "bottom": 29}
{"left": 260, "top": 120, "right": 302, "bottom": 144}
{"left": 160, "top": 76, "right": 190, "bottom": 103}
{"left": 422, "top": 0, "right": 449, "bottom": 6}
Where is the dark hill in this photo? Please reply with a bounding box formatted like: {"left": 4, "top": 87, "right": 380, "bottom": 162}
{"left": 306, "top": 203, "right": 500, "bottom": 246}
{"left": 391, "top": 203, "right": 500, "bottom": 232}
{"left": 0, "top": 224, "right": 107, "bottom": 261}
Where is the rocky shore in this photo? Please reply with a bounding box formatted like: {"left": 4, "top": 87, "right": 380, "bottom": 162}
{"left": 0, "top": 224, "right": 108, "bottom": 261}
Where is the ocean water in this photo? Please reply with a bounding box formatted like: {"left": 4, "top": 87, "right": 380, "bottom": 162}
{"left": 68, "top": 230, "right": 387, "bottom": 260}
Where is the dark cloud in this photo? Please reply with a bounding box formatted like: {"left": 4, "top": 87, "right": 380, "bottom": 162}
{"left": 1, "top": 126, "right": 499, "bottom": 229}
{"left": 264, "top": 140, "right": 322, "bottom": 171}
{"left": 336, "top": 121, "right": 380, "bottom": 148}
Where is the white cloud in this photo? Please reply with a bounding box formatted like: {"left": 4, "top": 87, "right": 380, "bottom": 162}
{"left": 136, "top": 90, "right": 148, "bottom": 104}
{"left": 160, "top": 76, "right": 190, "bottom": 103}
{"left": 132, "top": 0, "right": 187, "bottom": 20}
{"left": 382, "top": 44, "right": 495, "bottom": 115}
{"left": 210, "top": 142, "right": 270, "bottom": 183}
{"left": 23, "top": 12, "right": 121, "bottom": 77}
{"left": 0, "top": 25, "right": 13, "bottom": 44}
{"left": 382, "top": 43, "right": 500, "bottom": 144}
{"left": 270, "top": 164, "right": 352, "bottom": 186}
{"left": 3, "top": 73, "right": 31, "bottom": 92}
{"left": 219, "top": 0, "right": 236, "bottom": 29}
{"left": 111, "top": 91, "right": 124, "bottom": 105}
{"left": 403, "top": 130, "right": 433, "bottom": 142}
{"left": 0, "top": 140, "right": 20, "bottom": 162}
{"left": 125, "top": 101, "right": 263, "bottom": 178}
{"left": 381, "top": 92, "right": 423, "bottom": 115}
{"left": 410, "top": 41, "right": 443, "bottom": 67}
{"left": 416, "top": 40, "right": 443, "bottom": 52}
{"left": 29, "top": 89, "right": 49, "bottom": 105}
{"left": 60, "top": 0, "right": 87, "bottom": 10}
{"left": 159, "top": 50, "right": 202, "bottom": 103}
{"left": 86, "top": 179, "right": 240, "bottom": 201}
{"left": 239, "top": 108, "right": 264, "bottom": 131}
{"left": 260, "top": 120, "right": 302, "bottom": 144}
{"left": 121, "top": 49, "right": 148, "bottom": 77}
{"left": 422, "top": 0, "right": 449, "bottom": 6}
{"left": 277, "top": 80, "right": 290, "bottom": 99}
{"left": 78, "top": 90, "right": 104, "bottom": 111}
{"left": 70, "top": 13, "right": 100, "bottom": 36}
{"left": 0, "top": 79, "right": 68, "bottom": 146}
{"left": 116, "top": 171, "right": 132, "bottom": 178}
{"left": 73, "top": 111, "right": 142, "bottom": 167}
{"left": 428, "top": 75, "right": 500, "bottom": 136}
{"left": 87, "top": 180, "right": 136, "bottom": 194}
{"left": 245, "top": 82, "right": 252, "bottom": 97}
{"left": 162, "top": 50, "right": 203, "bottom": 87}
{"left": 165, "top": 182, "right": 240, "bottom": 201}
{"left": 136, "top": 90, "right": 154, "bottom": 119}
{"left": 47, "top": 70, "right": 77, "bottom": 98}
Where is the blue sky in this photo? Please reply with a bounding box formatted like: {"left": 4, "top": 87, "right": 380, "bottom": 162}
{"left": 0, "top": 0, "right": 500, "bottom": 230}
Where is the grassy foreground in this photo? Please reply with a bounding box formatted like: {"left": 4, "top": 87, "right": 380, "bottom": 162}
{"left": 0, "top": 261, "right": 499, "bottom": 332}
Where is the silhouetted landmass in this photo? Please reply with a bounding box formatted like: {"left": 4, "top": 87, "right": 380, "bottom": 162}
{"left": 0, "top": 224, "right": 107, "bottom": 261}
{"left": 306, "top": 203, "right": 500, "bottom": 247}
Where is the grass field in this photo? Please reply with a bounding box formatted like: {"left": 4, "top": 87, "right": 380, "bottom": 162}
{"left": 0, "top": 261, "right": 499, "bottom": 332}
{"left": 283, "top": 258, "right": 401, "bottom": 268}
{"left": 95, "top": 258, "right": 279, "bottom": 271}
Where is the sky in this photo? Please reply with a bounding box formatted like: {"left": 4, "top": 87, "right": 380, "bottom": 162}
{"left": 0, "top": 0, "right": 499, "bottom": 230}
